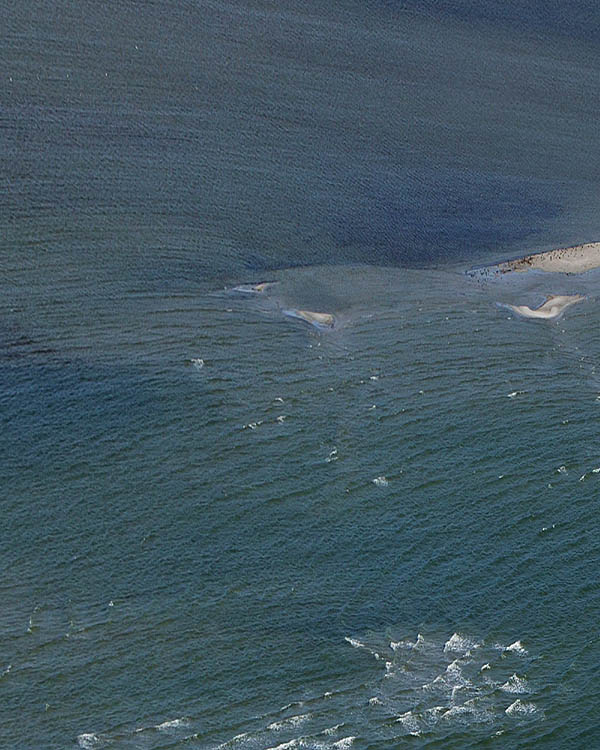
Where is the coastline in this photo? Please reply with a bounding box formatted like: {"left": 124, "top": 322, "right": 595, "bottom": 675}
{"left": 492, "top": 242, "right": 600, "bottom": 275}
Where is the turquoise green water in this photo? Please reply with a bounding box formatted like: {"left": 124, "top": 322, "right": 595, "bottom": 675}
{"left": 3, "top": 1, "right": 600, "bottom": 748}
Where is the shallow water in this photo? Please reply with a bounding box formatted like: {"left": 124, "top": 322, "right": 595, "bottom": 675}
{"left": 3, "top": 1, "right": 600, "bottom": 748}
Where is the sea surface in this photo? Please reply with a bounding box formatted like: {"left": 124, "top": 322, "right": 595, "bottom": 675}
{"left": 2, "top": 1, "right": 600, "bottom": 748}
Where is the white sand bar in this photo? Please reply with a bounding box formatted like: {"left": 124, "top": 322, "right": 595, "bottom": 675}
{"left": 498, "top": 242, "right": 600, "bottom": 274}
{"left": 283, "top": 309, "right": 335, "bottom": 328}
{"left": 500, "top": 294, "right": 585, "bottom": 320}
{"left": 232, "top": 281, "right": 277, "bottom": 293}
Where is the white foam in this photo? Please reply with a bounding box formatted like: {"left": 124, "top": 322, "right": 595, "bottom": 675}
{"left": 443, "top": 633, "right": 480, "bottom": 654}
{"left": 368, "top": 696, "right": 382, "bottom": 705}
{"left": 190, "top": 358, "right": 204, "bottom": 369}
{"left": 500, "top": 674, "right": 529, "bottom": 694}
{"left": 505, "top": 699, "right": 537, "bottom": 716}
{"left": 268, "top": 714, "right": 311, "bottom": 731}
{"left": 507, "top": 390, "right": 526, "bottom": 398}
{"left": 276, "top": 415, "right": 286, "bottom": 423}
{"left": 216, "top": 731, "right": 251, "bottom": 748}
{"left": 321, "top": 724, "right": 343, "bottom": 735}
{"left": 157, "top": 717, "right": 189, "bottom": 730}
{"left": 505, "top": 640, "right": 527, "bottom": 655}
{"left": 265, "top": 739, "right": 301, "bottom": 750}
{"left": 326, "top": 447, "right": 338, "bottom": 463}
{"left": 344, "top": 636, "right": 365, "bottom": 649}
{"left": 446, "top": 659, "right": 468, "bottom": 685}
{"left": 77, "top": 735, "right": 99, "bottom": 749}
{"left": 0, "top": 664, "right": 11, "bottom": 678}
{"left": 243, "top": 420, "right": 263, "bottom": 430}
{"left": 396, "top": 710, "right": 420, "bottom": 733}
{"left": 332, "top": 738, "right": 355, "bottom": 748}
{"left": 441, "top": 702, "right": 491, "bottom": 724}
{"left": 372, "top": 476, "right": 389, "bottom": 487}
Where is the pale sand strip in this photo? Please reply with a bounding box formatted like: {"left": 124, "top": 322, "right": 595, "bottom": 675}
{"left": 282, "top": 309, "right": 335, "bottom": 328}
{"left": 232, "top": 281, "right": 277, "bottom": 293}
{"left": 499, "top": 294, "right": 585, "bottom": 320}
{"left": 498, "top": 242, "right": 600, "bottom": 274}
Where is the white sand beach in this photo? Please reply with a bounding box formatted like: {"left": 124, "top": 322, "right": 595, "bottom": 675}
{"left": 497, "top": 242, "right": 600, "bottom": 274}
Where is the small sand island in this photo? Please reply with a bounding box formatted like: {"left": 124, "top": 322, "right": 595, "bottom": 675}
{"left": 283, "top": 309, "right": 335, "bottom": 329}
{"left": 499, "top": 294, "right": 586, "bottom": 320}
{"left": 232, "top": 281, "right": 277, "bottom": 293}
{"left": 495, "top": 242, "right": 600, "bottom": 275}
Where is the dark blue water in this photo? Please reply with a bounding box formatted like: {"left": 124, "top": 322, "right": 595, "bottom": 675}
{"left": 3, "top": 2, "right": 600, "bottom": 748}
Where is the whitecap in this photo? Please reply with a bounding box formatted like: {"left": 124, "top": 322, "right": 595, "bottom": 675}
{"left": 157, "top": 717, "right": 189, "bottom": 730}
{"left": 243, "top": 420, "right": 263, "bottom": 430}
{"left": 441, "top": 703, "right": 491, "bottom": 723}
{"left": 505, "top": 699, "right": 537, "bottom": 716}
{"left": 505, "top": 640, "right": 527, "bottom": 655}
{"left": 326, "top": 447, "right": 338, "bottom": 463}
{"left": 372, "top": 476, "right": 389, "bottom": 487}
{"left": 77, "top": 735, "right": 99, "bottom": 749}
{"left": 443, "top": 633, "right": 480, "bottom": 654}
{"left": 396, "top": 710, "right": 420, "bottom": 733}
{"left": 265, "top": 740, "right": 301, "bottom": 750}
{"left": 190, "top": 358, "right": 204, "bottom": 369}
{"left": 344, "top": 636, "right": 365, "bottom": 649}
{"left": 332, "top": 738, "right": 355, "bottom": 748}
{"left": 268, "top": 714, "right": 311, "bottom": 731}
{"left": 500, "top": 674, "right": 529, "bottom": 694}
{"left": 507, "top": 390, "right": 526, "bottom": 398}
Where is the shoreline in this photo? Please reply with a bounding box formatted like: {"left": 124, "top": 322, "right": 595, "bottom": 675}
{"left": 474, "top": 242, "right": 600, "bottom": 277}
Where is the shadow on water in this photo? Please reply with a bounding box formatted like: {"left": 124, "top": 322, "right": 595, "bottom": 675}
{"left": 330, "top": 168, "right": 559, "bottom": 268}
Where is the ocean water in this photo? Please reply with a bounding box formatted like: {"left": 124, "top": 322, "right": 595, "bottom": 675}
{"left": 3, "top": 1, "right": 600, "bottom": 748}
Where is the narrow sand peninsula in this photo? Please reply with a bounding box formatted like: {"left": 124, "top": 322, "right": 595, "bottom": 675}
{"left": 500, "top": 294, "right": 585, "bottom": 320}
{"left": 498, "top": 242, "right": 600, "bottom": 274}
{"left": 283, "top": 309, "right": 335, "bottom": 328}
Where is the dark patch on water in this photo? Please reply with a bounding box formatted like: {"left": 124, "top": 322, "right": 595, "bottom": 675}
{"left": 331, "top": 169, "right": 559, "bottom": 267}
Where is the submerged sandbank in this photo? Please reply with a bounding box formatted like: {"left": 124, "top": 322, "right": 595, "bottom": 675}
{"left": 498, "top": 294, "right": 585, "bottom": 320}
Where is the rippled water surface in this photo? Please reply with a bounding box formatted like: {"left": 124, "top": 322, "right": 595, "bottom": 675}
{"left": 3, "top": 1, "right": 600, "bottom": 748}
